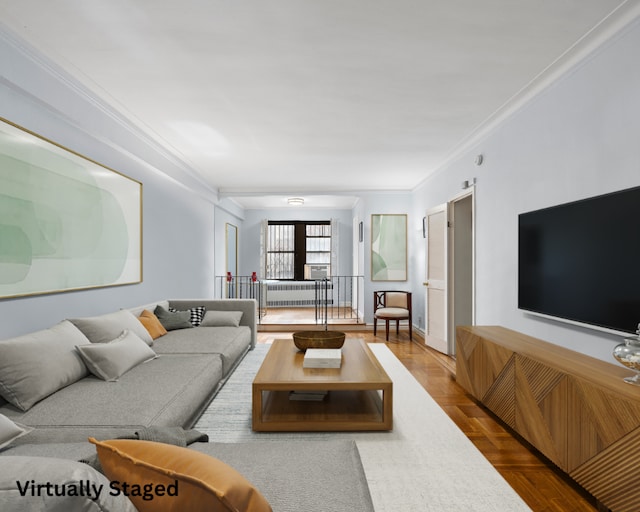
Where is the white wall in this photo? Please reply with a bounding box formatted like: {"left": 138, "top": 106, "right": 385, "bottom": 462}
{"left": 354, "top": 192, "right": 415, "bottom": 324}
{"left": 0, "top": 29, "right": 219, "bottom": 338}
{"left": 411, "top": 17, "right": 640, "bottom": 362}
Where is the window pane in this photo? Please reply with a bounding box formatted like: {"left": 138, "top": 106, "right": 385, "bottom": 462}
{"left": 306, "top": 224, "right": 331, "bottom": 236}
{"left": 268, "top": 224, "right": 294, "bottom": 251}
{"left": 266, "top": 252, "right": 294, "bottom": 279}
{"left": 306, "top": 238, "right": 331, "bottom": 252}
{"left": 267, "top": 224, "right": 294, "bottom": 279}
{"left": 306, "top": 253, "right": 330, "bottom": 264}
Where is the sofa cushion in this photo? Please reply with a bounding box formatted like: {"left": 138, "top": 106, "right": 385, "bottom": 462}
{"left": 0, "top": 354, "right": 223, "bottom": 444}
{"left": 0, "top": 440, "right": 375, "bottom": 512}
{"left": 193, "top": 440, "right": 375, "bottom": 512}
{"left": 0, "top": 320, "right": 91, "bottom": 411}
{"left": 168, "top": 299, "right": 258, "bottom": 349}
{"left": 0, "top": 455, "right": 137, "bottom": 512}
{"left": 127, "top": 300, "right": 170, "bottom": 318}
{"left": 200, "top": 310, "right": 243, "bottom": 327}
{"left": 90, "top": 438, "right": 272, "bottom": 512}
{"left": 154, "top": 305, "right": 194, "bottom": 331}
{"left": 76, "top": 330, "right": 158, "bottom": 381}
{"left": 0, "top": 442, "right": 98, "bottom": 461}
{"left": 0, "top": 414, "right": 33, "bottom": 449}
{"left": 70, "top": 309, "right": 154, "bottom": 346}
{"left": 169, "top": 305, "right": 206, "bottom": 326}
{"left": 137, "top": 309, "right": 168, "bottom": 339}
{"left": 152, "top": 326, "right": 251, "bottom": 376}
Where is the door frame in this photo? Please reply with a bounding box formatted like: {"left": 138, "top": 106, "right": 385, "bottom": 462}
{"left": 447, "top": 187, "right": 476, "bottom": 356}
{"left": 423, "top": 187, "right": 476, "bottom": 356}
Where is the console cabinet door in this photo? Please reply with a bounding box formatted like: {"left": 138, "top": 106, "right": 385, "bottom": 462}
{"left": 456, "top": 328, "right": 516, "bottom": 427}
{"left": 456, "top": 326, "right": 640, "bottom": 512}
{"left": 513, "top": 354, "right": 568, "bottom": 469}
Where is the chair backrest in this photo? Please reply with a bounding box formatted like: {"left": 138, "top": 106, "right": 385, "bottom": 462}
{"left": 386, "top": 292, "right": 408, "bottom": 309}
{"left": 374, "top": 291, "right": 411, "bottom": 311}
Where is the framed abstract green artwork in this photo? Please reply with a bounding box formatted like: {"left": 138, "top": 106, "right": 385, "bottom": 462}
{"left": 0, "top": 118, "right": 142, "bottom": 299}
{"left": 371, "top": 214, "right": 407, "bottom": 281}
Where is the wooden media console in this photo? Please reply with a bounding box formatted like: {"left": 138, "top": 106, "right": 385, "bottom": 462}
{"left": 456, "top": 325, "right": 640, "bottom": 512}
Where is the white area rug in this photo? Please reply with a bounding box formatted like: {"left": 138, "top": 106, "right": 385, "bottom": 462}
{"left": 196, "top": 344, "right": 532, "bottom": 511}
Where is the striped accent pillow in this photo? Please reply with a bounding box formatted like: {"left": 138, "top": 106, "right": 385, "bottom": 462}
{"left": 169, "top": 306, "right": 206, "bottom": 327}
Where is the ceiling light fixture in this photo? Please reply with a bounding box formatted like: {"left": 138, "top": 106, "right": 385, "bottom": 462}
{"left": 287, "top": 197, "right": 304, "bottom": 205}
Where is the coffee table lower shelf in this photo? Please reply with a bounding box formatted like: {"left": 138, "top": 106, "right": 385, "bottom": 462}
{"left": 252, "top": 388, "right": 392, "bottom": 432}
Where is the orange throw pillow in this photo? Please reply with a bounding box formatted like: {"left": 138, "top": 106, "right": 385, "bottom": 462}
{"left": 88, "top": 438, "right": 272, "bottom": 512}
{"left": 138, "top": 310, "right": 167, "bottom": 340}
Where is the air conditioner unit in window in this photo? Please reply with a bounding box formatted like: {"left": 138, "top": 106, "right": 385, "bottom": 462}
{"left": 304, "top": 264, "right": 331, "bottom": 279}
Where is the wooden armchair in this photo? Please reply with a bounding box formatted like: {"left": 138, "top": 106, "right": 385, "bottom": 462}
{"left": 373, "top": 291, "right": 412, "bottom": 341}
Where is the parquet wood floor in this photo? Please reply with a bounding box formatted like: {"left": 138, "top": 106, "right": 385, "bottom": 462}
{"left": 257, "top": 328, "right": 603, "bottom": 512}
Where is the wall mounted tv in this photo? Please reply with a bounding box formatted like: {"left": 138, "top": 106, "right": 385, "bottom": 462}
{"left": 518, "top": 185, "right": 640, "bottom": 336}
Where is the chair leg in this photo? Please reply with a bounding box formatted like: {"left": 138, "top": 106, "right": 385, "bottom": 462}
{"left": 409, "top": 320, "right": 412, "bottom": 340}
{"left": 396, "top": 320, "right": 400, "bottom": 336}
{"left": 385, "top": 320, "right": 390, "bottom": 341}
{"left": 373, "top": 318, "right": 377, "bottom": 336}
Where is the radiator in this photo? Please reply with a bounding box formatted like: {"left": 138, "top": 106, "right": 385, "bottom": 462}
{"left": 265, "top": 281, "right": 333, "bottom": 308}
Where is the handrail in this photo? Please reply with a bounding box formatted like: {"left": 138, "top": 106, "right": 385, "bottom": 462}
{"left": 214, "top": 275, "right": 265, "bottom": 321}
{"left": 215, "top": 275, "right": 364, "bottom": 324}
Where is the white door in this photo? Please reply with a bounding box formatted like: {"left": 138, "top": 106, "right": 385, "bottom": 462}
{"left": 424, "top": 204, "right": 448, "bottom": 353}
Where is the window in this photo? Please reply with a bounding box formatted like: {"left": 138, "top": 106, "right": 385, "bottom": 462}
{"left": 266, "top": 223, "right": 295, "bottom": 280}
{"left": 266, "top": 221, "right": 331, "bottom": 280}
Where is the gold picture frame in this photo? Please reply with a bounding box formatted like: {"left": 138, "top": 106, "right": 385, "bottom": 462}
{"left": 0, "top": 117, "right": 142, "bottom": 299}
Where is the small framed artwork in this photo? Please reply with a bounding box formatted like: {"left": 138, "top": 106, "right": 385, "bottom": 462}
{"left": 371, "top": 214, "right": 407, "bottom": 281}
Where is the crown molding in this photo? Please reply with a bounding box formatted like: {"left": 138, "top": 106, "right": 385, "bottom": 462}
{"left": 414, "top": 1, "right": 640, "bottom": 192}
{"left": 0, "top": 23, "right": 219, "bottom": 203}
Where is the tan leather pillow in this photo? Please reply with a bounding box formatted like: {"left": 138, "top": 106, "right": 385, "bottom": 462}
{"left": 138, "top": 309, "right": 168, "bottom": 339}
{"left": 89, "top": 438, "right": 272, "bottom": 512}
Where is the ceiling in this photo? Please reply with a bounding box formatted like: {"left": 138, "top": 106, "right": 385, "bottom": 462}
{"left": 0, "top": 0, "right": 629, "bottom": 209}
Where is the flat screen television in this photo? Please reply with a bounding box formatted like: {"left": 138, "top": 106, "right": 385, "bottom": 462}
{"left": 518, "top": 185, "right": 640, "bottom": 336}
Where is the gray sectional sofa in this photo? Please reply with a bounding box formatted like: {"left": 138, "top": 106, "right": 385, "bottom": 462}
{"left": 0, "top": 299, "right": 256, "bottom": 444}
{"left": 0, "top": 298, "right": 375, "bottom": 512}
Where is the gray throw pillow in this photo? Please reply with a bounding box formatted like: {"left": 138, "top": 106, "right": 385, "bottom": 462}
{"left": 200, "top": 310, "right": 244, "bottom": 327}
{"left": 154, "top": 305, "right": 194, "bottom": 330}
{"left": 169, "top": 306, "right": 206, "bottom": 326}
{"left": 0, "top": 320, "right": 91, "bottom": 411}
{"left": 0, "top": 414, "right": 33, "bottom": 449}
{"left": 0, "top": 456, "right": 137, "bottom": 511}
{"left": 70, "top": 309, "right": 154, "bottom": 346}
{"left": 76, "top": 330, "right": 158, "bottom": 382}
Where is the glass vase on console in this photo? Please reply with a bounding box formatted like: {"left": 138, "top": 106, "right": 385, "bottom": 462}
{"left": 613, "top": 323, "right": 640, "bottom": 385}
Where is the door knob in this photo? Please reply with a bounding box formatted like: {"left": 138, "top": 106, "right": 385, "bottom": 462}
{"left": 422, "top": 282, "right": 429, "bottom": 286}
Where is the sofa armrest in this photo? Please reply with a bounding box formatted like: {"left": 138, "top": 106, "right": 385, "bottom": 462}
{"left": 168, "top": 299, "right": 257, "bottom": 349}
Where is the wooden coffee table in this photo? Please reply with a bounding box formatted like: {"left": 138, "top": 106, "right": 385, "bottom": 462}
{"left": 252, "top": 338, "right": 392, "bottom": 431}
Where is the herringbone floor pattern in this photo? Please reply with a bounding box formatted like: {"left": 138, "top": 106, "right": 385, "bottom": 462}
{"left": 257, "top": 327, "right": 601, "bottom": 512}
